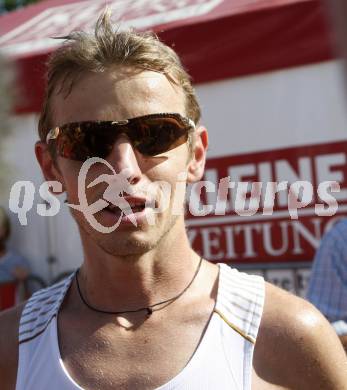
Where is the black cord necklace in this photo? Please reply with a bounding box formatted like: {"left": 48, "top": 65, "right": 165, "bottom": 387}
{"left": 75, "top": 256, "right": 203, "bottom": 317}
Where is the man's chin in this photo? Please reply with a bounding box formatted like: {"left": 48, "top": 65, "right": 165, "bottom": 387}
{"left": 76, "top": 211, "right": 180, "bottom": 257}
{"left": 78, "top": 218, "right": 158, "bottom": 256}
{"left": 97, "top": 237, "right": 157, "bottom": 257}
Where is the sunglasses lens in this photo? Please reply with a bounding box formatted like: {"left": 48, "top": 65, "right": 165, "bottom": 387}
{"left": 132, "top": 117, "right": 188, "bottom": 156}
{"left": 52, "top": 115, "right": 191, "bottom": 161}
{"left": 56, "top": 123, "right": 115, "bottom": 161}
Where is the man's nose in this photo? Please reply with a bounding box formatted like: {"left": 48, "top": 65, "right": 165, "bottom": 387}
{"left": 106, "top": 134, "right": 142, "bottom": 185}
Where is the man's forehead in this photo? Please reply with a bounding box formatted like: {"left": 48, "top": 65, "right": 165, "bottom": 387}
{"left": 54, "top": 68, "right": 182, "bottom": 99}
{"left": 50, "top": 68, "right": 186, "bottom": 125}
{"left": 108, "top": 68, "right": 179, "bottom": 89}
{"left": 106, "top": 69, "right": 183, "bottom": 98}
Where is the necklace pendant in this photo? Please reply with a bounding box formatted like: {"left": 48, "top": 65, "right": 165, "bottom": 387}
{"left": 146, "top": 307, "right": 153, "bottom": 316}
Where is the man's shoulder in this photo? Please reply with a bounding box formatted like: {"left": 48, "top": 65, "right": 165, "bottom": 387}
{"left": 261, "top": 281, "right": 317, "bottom": 322}
{"left": 254, "top": 283, "right": 347, "bottom": 389}
{"left": 0, "top": 302, "right": 27, "bottom": 389}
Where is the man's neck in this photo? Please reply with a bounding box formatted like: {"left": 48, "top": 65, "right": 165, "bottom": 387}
{"left": 77, "top": 223, "right": 201, "bottom": 312}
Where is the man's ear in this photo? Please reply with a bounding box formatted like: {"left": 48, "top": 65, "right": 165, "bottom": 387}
{"left": 187, "top": 126, "right": 208, "bottom": 183}
{"left": 35, "top": 141, "right": 65, "bottom": 194}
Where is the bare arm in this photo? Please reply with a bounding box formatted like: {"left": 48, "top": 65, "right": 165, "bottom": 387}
{"left": 0, "top": 303, "right": 26, "bottom": 390}
{"left": 254, "top": 283, "right": 347, "bottom": 389}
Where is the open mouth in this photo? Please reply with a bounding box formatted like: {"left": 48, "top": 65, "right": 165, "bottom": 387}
{"left": 105, "top": 203, "right": 146, "bottom": 214}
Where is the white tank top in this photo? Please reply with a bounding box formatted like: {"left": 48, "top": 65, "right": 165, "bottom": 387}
{"left": 16, "top": 264, "right": 264, "bottom": 390}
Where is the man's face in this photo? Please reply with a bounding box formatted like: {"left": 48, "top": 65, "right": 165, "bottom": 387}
{"left": 41, "top": 67, "right": 207, "bottom": 256}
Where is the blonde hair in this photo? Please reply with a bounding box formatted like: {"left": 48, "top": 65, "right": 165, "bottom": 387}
{"left": 38, "top": 11, "right": 201, "bottom": 144}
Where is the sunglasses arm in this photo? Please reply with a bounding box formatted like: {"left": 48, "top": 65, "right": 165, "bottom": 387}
{"left": 46, "top": 127, "right": 60, "bottom": 143}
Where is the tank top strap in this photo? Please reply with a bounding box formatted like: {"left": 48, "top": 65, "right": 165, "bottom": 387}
{"left": 215, "top": 264, "right": 265, "bottom": 344}
{"left": 18, "top": 273, "right": 75, "bottom": 344}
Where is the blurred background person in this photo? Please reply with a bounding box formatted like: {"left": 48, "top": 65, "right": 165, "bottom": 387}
{"left": 0, "top": 206, "right": 30, "bottom": 309}
{"left": 307, "top": 0, "right": 347, "bottom": 353}
{"left": 307, "top": 218, "right": 347, "bottom": 352}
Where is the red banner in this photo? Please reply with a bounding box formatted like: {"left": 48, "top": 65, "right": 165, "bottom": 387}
{"left": 187, "top": 140, "right": 347, "bottom": 263}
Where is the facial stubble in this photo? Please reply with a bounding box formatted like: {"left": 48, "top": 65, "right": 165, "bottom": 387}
{"left": 73, "top": 206, "right": 182, "bottom": 258}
